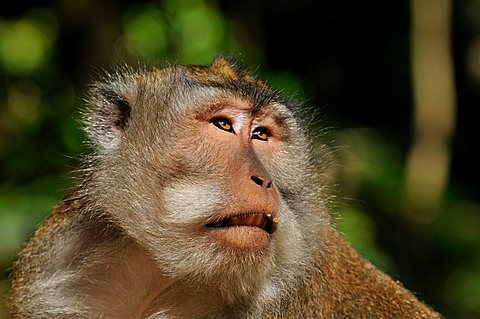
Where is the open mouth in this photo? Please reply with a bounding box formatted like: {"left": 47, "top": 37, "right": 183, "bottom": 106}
{"left": 206, "top": 213, "right": 279, "bottom": 234}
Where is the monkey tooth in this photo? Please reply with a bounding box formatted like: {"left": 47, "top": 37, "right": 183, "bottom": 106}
{"left": 207, "top": 213, "right": 278, "bottom": 234}
{"left": 267, "top": 214, "right": 280, "bottom": 224}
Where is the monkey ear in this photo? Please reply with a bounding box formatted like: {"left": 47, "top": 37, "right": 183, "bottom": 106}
{"left": 87, "top": 85, "right": 132, "bottom": 153}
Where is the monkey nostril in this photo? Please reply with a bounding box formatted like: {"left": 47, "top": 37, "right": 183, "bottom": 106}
{"left": 251, "top": 176, "right": 264, "bottom": 186}
{"left": 251, "top": 176, "right": 273, "bottom": 189}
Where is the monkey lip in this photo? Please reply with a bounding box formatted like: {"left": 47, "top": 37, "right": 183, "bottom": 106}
{"left": 206, "top": 213, "right": 278, "bottom": 234}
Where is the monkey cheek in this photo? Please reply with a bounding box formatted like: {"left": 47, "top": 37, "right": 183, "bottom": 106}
{"left": 208, "top": 226, "right": 271, "bottom": 250}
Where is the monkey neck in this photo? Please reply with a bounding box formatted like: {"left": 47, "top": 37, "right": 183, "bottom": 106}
{"left": 71, "top": 224, "right": 244, "bottom": 318}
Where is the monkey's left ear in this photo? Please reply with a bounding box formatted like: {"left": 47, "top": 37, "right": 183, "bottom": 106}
{"left": 87, "top": 85, "right": 132, "bottom": 153}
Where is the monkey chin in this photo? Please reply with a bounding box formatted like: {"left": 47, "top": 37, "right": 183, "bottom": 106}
{"left": 208, "top": 226, "right": 271, "bottom": 250}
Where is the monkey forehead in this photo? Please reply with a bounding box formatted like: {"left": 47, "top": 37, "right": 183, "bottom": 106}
{"left": 108, "top": 61, "right": 293, "bottom": 117}
{"left": 176, "top": 58, "right": 291, "bottom": 113}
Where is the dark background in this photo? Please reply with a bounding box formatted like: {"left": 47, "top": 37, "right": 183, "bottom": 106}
{"left": 1, "top": 1, "right": 479, "bottom": 318}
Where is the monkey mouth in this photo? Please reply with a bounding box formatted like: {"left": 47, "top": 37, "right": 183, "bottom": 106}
{"left": 206, "top": 213, "right": 279, "bottom": 234}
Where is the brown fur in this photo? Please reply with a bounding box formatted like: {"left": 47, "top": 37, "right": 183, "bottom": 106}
{"left": 260, "top": 228, "right": 440, "bottom": 318}
{"left": 10, "top": 57, "right": 441, "bottom": 318}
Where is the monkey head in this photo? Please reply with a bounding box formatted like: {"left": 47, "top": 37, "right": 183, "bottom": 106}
{"left": 83, "top": 57, "right": 327, "bottom": 299}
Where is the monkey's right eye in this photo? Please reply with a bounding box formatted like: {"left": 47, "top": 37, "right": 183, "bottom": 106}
{"left": 211, "top": 117, "right": 235, "bottom": 133}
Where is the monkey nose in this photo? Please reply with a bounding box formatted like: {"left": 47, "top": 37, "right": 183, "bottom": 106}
{"left": 250, "top": 175, "right": 273, "bottom": 188}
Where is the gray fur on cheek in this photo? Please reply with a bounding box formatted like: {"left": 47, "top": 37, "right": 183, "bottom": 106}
{"left": 161, "top": 181, "right": 223, "bottom": 224}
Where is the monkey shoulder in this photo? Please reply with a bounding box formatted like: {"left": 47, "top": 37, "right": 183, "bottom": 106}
{"left": 288, "top": 229, "right": 443, "bottom": 318}
{"left": 9, "top": 188, "right": 98, "bottom": 317}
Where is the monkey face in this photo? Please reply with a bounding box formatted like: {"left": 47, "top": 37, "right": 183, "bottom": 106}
{"left": 86, "top": 58, "right": 320, "bottom": 291}
{"left": 146, "top": 95, "right": 307, "bottom": 286}
{"left": 162, "top": 99, "right": 284, "bottom": 250}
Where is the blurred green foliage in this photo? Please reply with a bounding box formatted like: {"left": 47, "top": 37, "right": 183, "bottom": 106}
{"left": 0, "top": 9, "right": 57, "bottom": 74}
{"left": 0, "top": 1, "right": 479, "bottom": 318}
{"left": 120, "top": 0, "right": 246, "bottom": 65}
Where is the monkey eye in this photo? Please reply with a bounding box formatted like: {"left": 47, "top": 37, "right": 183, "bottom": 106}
{"left": 211, "top": 117, "right": 235, "bottom": 133}
{"left": 252, "top": 127, "right": 269, "bottom": 141}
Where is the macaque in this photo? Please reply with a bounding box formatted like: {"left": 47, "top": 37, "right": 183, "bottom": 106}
{"left": 10, "top": 57, "right": 441, "bottom": 318}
